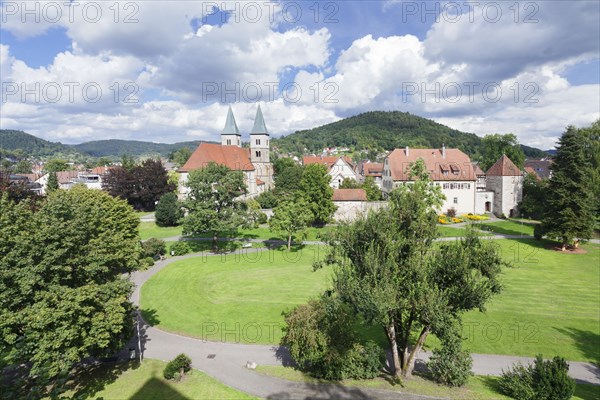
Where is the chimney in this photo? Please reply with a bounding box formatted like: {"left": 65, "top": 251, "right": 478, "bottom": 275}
{"left": 442, "top": 144, "right": 446, "bottom": 158}
{"left": 405, "top": 146, "right": 409, "bottom": 156}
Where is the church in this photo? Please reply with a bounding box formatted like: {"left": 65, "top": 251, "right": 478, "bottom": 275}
{"left": 178, "top": 105, "right": 274, "bottom": 199}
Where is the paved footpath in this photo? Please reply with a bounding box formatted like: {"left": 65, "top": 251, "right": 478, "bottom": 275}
{"left": 129, "top": 247, "right": 599, "bottom": 399}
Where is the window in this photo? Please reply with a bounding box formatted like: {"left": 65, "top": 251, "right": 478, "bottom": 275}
{"left": 255, "top": 151, "right": 261, "bottom": 158}
{"left": 443, "top": 183, "right": 450, "bottom": 189}
{"left": 256, "top": 139, "right": 261, "bottom": 145}
{"left": 453, "top": 197, "right": 458, "bottom": 204}
{"left": 226, "top": 139, "right": 231, "bottom": 145}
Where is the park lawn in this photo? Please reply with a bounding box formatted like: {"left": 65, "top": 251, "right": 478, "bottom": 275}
{"left": 141, "top": 245, "right": 332, "bottom": 344}
{"left": 56, "top": 359, "right": 255, "bottom": 399}
{"left": 139, "top": 222, "right": 182, "bottom": 240}
{"left": 453, "top": 239, "right": 600, "bottom": 364}
{"left": 141, "top": 239, "right": 600, "bottom": 362}
{"left": 476, "top": 220, "right": 536, "bottom": 236}
{"left": 253, "top": 365, "right": 598, "bottom": 400}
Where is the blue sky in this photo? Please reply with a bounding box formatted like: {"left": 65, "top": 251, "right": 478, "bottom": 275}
{"left": 1, "top": 0, "right": 598, "bottom": 149}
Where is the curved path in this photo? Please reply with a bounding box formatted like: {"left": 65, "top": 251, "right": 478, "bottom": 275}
{"left": 129, "top": 246, "right": 600, "bottom": 400}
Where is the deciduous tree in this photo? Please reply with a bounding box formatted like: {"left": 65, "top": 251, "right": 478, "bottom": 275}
{"left": 182, "top": 163, "right": 246, "bottom": 251}
{"left": 299, "top": 163, "right": 335, "bottom": 226}
{"left": 0, "top": 187, "right": 141, "bottom": 398}
{"left": 480, "top": 134, "right": 525, "bottom": 171}
{"left": 269, "top": 197, "right": 314, "bottom": 250}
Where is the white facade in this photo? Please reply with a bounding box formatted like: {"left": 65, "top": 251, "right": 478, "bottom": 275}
{"left": 486, "top": 175, "right": 523, "bottom": 217}
{"left": 475, "top": 190, "right": 495, "bottom": 215}
{"left": 329, "top": 158, "right": 359, "bottom": 188}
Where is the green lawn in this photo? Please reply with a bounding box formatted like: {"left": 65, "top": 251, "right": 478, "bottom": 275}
{"left": 139, "top": 222, "right": 183, "bottom": 240}
{"left": 253, "top": 365, "right": 599, "bottom": 400}
{"left": 55, "top": 359, "right": 255, "bottom": 399}
{"left": 141, "top": 239, "right": 600, "bottom": 362}
{"left": 455, "top": 239, "right": 600, "bottom": 363}
{"left": 476, "top": 220, "right": 537, "bottom": 236}
{"left": 141, "top": 246, "right": 332, "bottom": 344}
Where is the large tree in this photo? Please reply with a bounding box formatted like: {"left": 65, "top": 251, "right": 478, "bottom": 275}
{"left": 269, "top": 197, "right": 314, "bottom": 250}
{"left": 102, "top": 159, "right": 175, "bottom": 211}
{"left": 299, "top": 163, "right": 335, "bottom": 226}
{"left": 43, "top": 158, "right": 69, "bottom": 173}
{"left": 518, "top": 173, "right": 548, "bottom": 220}
{"left": 541, "top": 125, "right": 596, "bottom": 250}
{"left": 182, "top": 163, "right": 246, "bottom": 250}
{"left": 318, "top": 160, "right": 505, "bottom": 379}
{"left": 274, "top": 157, "right": 304, "bottom": 194}
{"left": 480, "top": 133, "right": 525, "bottom": 171}
{"left": 0, "top": 186, "right": 140, "bottom": 398}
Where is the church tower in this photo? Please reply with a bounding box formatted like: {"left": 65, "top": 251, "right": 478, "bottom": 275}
{"left": 221, "top": 105, "right": 241, "bottom": 147}
{"left": 250, "top": 105, "right": 273, "bottom": 188}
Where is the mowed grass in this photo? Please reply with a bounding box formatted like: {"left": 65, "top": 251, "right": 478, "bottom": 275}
{"left": 55, "top": 359, "right": 256, "bottom": 399}
{"left": 253, "top": 365, "right": 599, "bottom": 400}
{"left": 455, "top": 239, "right": 600, "bottom": 363}
{"left": 141, "top": 239, "right": 599, "bottom": 362}
{"left": 476, "top": 220, "right": 537, "bottom": 236}
{"left": 139, "top": 222, "right": 183, "bottom": 240}
{"left": 141, "top": 246, "right": 332, "bottom": 344}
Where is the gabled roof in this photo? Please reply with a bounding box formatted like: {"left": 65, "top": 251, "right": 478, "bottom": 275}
{"left": 486, "top": 154, "right": 521, "bottom": 176}
{"left": 222, "top": 105, "right": 241, "bottom": 136}
{"left": 332, "top": 188, "right": 367, "bottom": 201}
{"left": 250, "top": 105, "right": 268, "bottom": 135}
{"left": 303, "top": 155, "right": 354, "bottom": 170}
{"left": 91, "top": 166, "right": 115, "bottom": 175}
{"left": 179, "top": 143, "right": 254, "bottom": 172}
{"left": 524, "top": 159, "right": 552, "bottom": 179}
{"left": 524, "top": 166, "right": 541, "bottom": 180}
{"left": 386, "top": 148, "right": 475, "bottom": 181}
{"left": 472, "top": 163, "right": 485, "bottom": 176}
{"left": 363, "top": 162, "right": 383, "bottom": 177}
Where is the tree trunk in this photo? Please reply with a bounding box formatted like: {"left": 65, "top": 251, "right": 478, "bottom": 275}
{"left": 288, "top": 235, "right": 292, "bottom": 251}
{"left": 213, "top": 232, "right": 218, "bottom": 252}
{"left": 573, "top": 239, "right": 580, "bottom": 248}
{"left": 561, "top": 240, "right": 567, "bottom": 251}
{"left": 402, "top": 326, "right": 430, "bottom": 378}
{"left": 385, "top": 325, "right": 402, "bottom": 378}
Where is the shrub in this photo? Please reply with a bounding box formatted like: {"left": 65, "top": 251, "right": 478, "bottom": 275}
{"left": 142, "top": 238, "right": 166, "bottom": 260}
{"left": 534, "top": 224, "right": 544, "bottom": 240}
{"left": 428, "top": 340, "right": 473, "bottom": 387}
{"left": 281, "top": 296, "right": 383, "bottom": 381}
{"left": 163, "top": 353, "right": 192, "bottom": 380}
{"left": 155, "top": 192, "right": 183, "bottom": 227}
{"left": 170, "top": 240, "right": 191, "bottom": 256}
{"left": 140, "top": 256, "right": 155, "bottom": 270}
{"left": 447, "top": 208, "right": 457, "bottom": 218}
{"left": 257, "top": 211, "right": 268, "bottom": 225}
{"left": 499, "top": 355, "right": 575, "bottom": 400}
{"left": 256, "top": 190, "right": 278, "bottom": 209}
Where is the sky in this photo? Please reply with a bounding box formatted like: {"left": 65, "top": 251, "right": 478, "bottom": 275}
{"left": 0, "top": 0, "right": 599, "bottom": 150}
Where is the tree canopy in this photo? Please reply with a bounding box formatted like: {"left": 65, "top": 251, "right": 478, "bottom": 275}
{"left": 0, "top": 187, "right": 141, "bottom": 397}
{"left": 269, "top": 197, "right": 314, "bottom": 250}
{"left": 182, "top": 163, "right": 246, "bottom": 250}
{"left": 480, "top": 133, "right": 526, "bottom": 171}
{"left": 299, "top": 163, "right": 335, "bottom": 226}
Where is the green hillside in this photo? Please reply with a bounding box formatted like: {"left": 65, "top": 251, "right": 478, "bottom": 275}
{"left": 0, "top": 130, "right": 75, "bottom": 157}
{"left": 273, "top": 111, "right": 548, "bottom": 158}
{"left": 72, "top": 139, "right": 203, "bottom": 157}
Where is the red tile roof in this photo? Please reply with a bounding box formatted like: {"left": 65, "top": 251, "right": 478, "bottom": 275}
{"left": 256, "top": 179, "right": 265, "bottom": 185}
{"left": 91, "top": 166, "right": 115, "bottom": 175}
{"left": 180, "top": 143, "right": 254, "bottom": 172}
{"left": 386, "top": 148, "right": 475, "bottom": 181}
{"left": 472, "top": 163, "right": 485, "bottom": 176}
{"left": 524, "top": 166, "right": 541, "bottom": 180}
{"left": 363, "top": 162, "right": 383, "bottom": 177}
{"left": 303, "top": 155, "right": 354, "bottom": 170}
{"left": 332, "top": 188, "right": 367, "bottom": 201}
{"left": 486, "top": 155, "right": 522, "bottom": 176}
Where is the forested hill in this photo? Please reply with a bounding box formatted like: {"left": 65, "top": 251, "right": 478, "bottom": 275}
{"left": 0, "top": 130, "right": 206, "bottom": 158}
{"left": 0, "top": 130, "right": 76, "bottom": 157}
{"left": 273, "top": 111, "right": 548, "bottom": 158}
{"left": 72, "top": 139, "right": 203, "bottom": 157}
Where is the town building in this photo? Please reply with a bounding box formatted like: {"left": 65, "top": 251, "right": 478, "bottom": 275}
{"left": 524, "top": 159, "right": 553, "bottom": 180}
{"left": 382, "top": 146, "right": 478, "bottom": 214}
{"left": 356, "top": 161, "right": 384, "bottom": 189}
{"left": 302, "top": 155, "right": 359, "bottom": 188}
{"left": 486, "top": 154, "right": 524, "bottom": 218}
{"left": 178, "top": 105, "right": 273, "bottom": 199}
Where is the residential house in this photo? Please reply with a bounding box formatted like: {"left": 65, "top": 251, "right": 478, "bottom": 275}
{"left": 302, "top": 155, "right": 359, "bottom": 188}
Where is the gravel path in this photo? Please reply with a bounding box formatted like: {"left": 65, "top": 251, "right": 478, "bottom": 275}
{"left": 125, "top": 247, "right": 599, "bottom": 399}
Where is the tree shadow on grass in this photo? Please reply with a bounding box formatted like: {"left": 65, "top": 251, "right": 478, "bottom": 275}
{"left": 130, "top": 376, "right": 191, "bottom": 400}
{"left": 65, "top": 361, "right": 141, "bottom": 399}
{"left": 141, "top": 308, "right": 161, "bottom": 326}
{"left": 554, "top": 327, "right": 600, "bottom": 367}
{"left": 479, "top": 374, "right": 506, "bottom": 398}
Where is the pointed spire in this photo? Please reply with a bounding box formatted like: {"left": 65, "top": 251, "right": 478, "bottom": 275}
{"left": 250, "top": 105, "right": 268, "bottom": 135}
{"left": 222, "top": 105, "right": 240, "bottom": 136}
